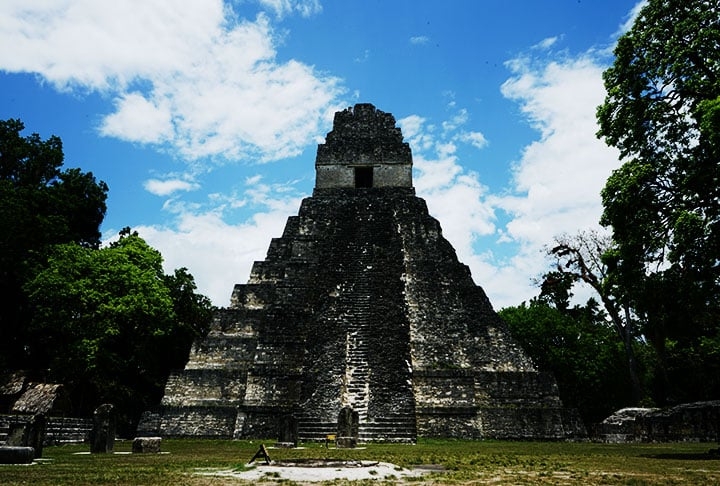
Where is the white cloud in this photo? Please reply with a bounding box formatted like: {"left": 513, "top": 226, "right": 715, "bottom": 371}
{"left": 144, "top": 178, "right": 200, "bottom": 197}
{"left": 0, "top": 0, "right": 343, "bottom": 163}
{"left": 134, "top": 210, "right": 282, "bottom": 307}
{"left": 442, "top": 109, "right": 469, "bottom": 133}
{"left": 478, "top": 53, "right": 622, "bottom": 308}
{"left": 258, "top": 0, "right": 322, "bottom": 18}
{"left": 533, "top": 36, "right": 560, "bottom": 50}
{"left": 400, "top": 112, "right": 496, "bottom": 261}
{"left": 458, "top": 131, "right": 488, "bottom": 150}
{"left": 410, "top": 35, "right": 429, "bottom": 45}
{"left": 398, "top": 50, "right": 622, "bottom": 310}
{"left": 498, "top": 55, "right": 620, "bottom": 243}
{"left": 618, "top": 1, "right": 647, "bottom": 36}
{"left": 117, "top": 176, "right": 304, "bottom": 306}
{"left": 101, "top": 93, "right": 173, "bottom": 143}
{"left": 354, "top": 49, "right": 370, "bottom": 63}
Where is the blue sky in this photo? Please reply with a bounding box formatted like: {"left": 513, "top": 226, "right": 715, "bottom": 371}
{"left": 0, "top": 0, "right": 644, "bottom": 308}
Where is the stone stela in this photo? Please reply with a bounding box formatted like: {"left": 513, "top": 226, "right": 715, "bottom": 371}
{"left": 152, "top": 103, "right": 586, "bottom": 442}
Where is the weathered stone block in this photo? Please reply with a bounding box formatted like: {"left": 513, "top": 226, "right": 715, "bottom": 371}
{"left": 132, "top": 437, "right": 161, "bottom": 453}
{"left": 0, "top": 446, "right": 34, "bottom": 464}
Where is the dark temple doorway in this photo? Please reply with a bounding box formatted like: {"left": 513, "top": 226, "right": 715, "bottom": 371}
{"left": 354, "top": 166, "right": 373, "bottom": 188}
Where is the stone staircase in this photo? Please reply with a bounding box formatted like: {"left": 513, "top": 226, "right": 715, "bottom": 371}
{"left": 44, "top": 417, "right": 92, "bottom": 444}
{"left": 359, "top": 413, "right": 417, "bottom": 443}
{"left": 341, "top": 241, "right": 373, "bottom": 423}
{"left": 296, "top": 416, "right": 337, "bottom": 442}
{"left": 296, "top": 414, "right": 417, "bottom": 444}
{"left": 0, "top": 415, "right": 91, "bottom": 445}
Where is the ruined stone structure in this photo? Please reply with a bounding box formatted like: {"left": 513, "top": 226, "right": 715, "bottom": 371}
{"left": 156, "top": 104, "right": 585, "bottom": 442}
{"left": 598, "top": 401, "right": 720, "bottom": 443}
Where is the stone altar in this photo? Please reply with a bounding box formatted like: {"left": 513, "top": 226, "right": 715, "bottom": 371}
{"left": 154, "top": 104, "right": 585, "bottom": 442}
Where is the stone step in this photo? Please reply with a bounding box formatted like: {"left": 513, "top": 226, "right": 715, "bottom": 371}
{"left": 357, "top": 435, "right": 416, "bottom": 444}
{"left": 362, "top": 423, "right": 414, "bottom": 431}
{"left": 298, "top": 424, "right": 416, "bottom": 443}
{"left": 371, "top": 415, "right": 416, "bottom": 423}
{"left": 347, "top": 371, "right": 369, "bottom": 378}
{"left": 346, "top": 386, "right": 367, "bottom": 392}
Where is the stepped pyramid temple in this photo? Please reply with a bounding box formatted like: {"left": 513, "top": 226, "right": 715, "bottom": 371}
{"left": 155, "top": 103, "right": 585, "bottom": 442}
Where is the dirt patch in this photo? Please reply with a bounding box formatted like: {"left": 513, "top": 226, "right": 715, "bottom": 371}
{"left": 196, "top": 459, "right": 434, "bottom": 483}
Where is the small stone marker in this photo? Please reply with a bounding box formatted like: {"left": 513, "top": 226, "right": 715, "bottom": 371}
{"left": 90, "top": 403, "right": 116, "bottom": 453}
{"left": 274, "top": 414, "right": 298, "bottom": 448}
{"left": 27, "top": 413, "right": 46, "bottom": 458}
{"left": 336, "top": 406, "right": 359, "bottom": 448}
{"left": 337, "top": 406, "right": 359, "bottom": 438}
{"left": 248, "top": 444, "right": 271, "bottom": 465}
{"left": 132, "top": 437, "right": 162, "bottom": 453}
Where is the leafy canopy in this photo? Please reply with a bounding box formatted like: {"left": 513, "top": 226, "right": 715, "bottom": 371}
{"left": 597, "top": 0, "right": 720, "bottom": 287}
{"left": 500, "top": 298, "right": 632, "bottom": 423}
{"left": 24, "top": 230, "right": 213, "bottom": 426}
{"left": 596, "top": 0, "right": 720, "bottom": 403}
{"left": 0, "top": 118, "right": 109, "bottom": 368}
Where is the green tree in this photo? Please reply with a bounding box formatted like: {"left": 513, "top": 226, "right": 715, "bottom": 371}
{"left": 500, "top": 298, "right": 632, "bottom": 424}
{"left": 548, "top": 231, "right": 644, "bottom": 404}
{"left": 23, "top": 230, "right": 214, "bottom": 431}
{"left": 0, "top": 119, "right": 108, "bottom": 369}
{"left": 596, "top": 0, "right": 720, "bottom": 403}
{"left": 162, "top": 266, "right": 214, "bottom": 369}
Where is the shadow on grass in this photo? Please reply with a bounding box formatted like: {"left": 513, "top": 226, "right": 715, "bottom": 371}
{"left": 641, "top": 450, "right": 720, "bottom": 461}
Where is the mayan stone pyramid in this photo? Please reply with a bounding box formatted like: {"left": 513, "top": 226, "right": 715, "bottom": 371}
{"left": 156, "top": 103, "right": 585, "bottom": 442}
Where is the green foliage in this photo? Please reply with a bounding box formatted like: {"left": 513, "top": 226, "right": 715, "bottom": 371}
{"left": 0, "top": 120, "right": 213, "bottom": 430}
{"left": 162, "top": 266, "right": 214, "bottom": 369}
{"left": 547, "top": 231, "right": 646, "bottom": 405}
{"left": 596, "top": 0, "right": 720, "bottom": 404}
{"left": 0, "top": 118, "right": 108, "bottom": 369}
{"left": 500, "top": 299, "right": 632, "bottom": 423}
{"left": 23, "top": 229, "right": 214, "bottom": 431}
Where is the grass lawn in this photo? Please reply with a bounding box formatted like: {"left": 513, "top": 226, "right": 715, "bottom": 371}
{"left": 0, "top": 439, "right": 718, "bottom": 485}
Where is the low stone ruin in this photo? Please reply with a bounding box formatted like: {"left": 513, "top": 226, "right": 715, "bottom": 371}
{"left": 598, "top": 401, "right": 720, "bottom": 442}
{"left": 152, "top": 103, "right": 586, "bottom": 442}
{"left": 597, "top": 408, "right": 659, "bottom": 443}
{"left": 1, "top": 373, "right": 90, "bottom": 445}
